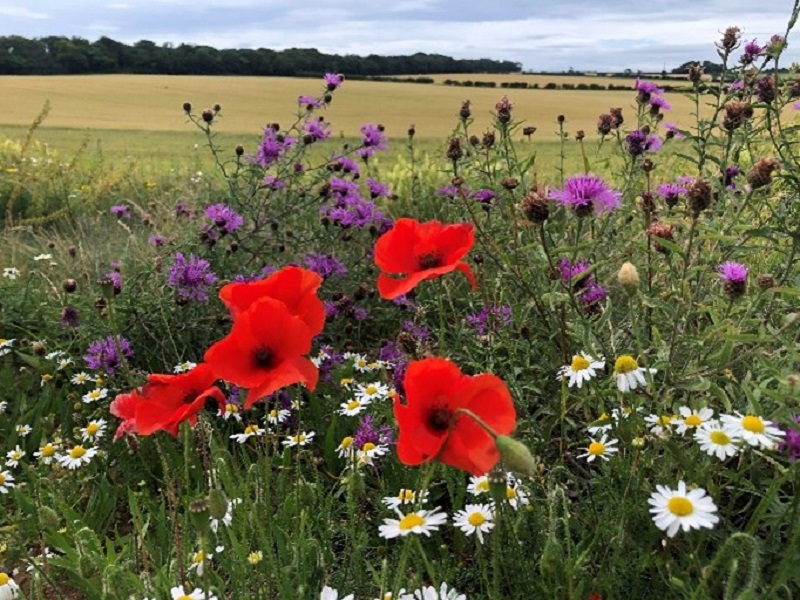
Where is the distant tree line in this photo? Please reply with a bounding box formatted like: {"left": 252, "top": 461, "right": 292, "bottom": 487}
{"left": 0, "top": 35, "right": 522, "bottom": 76}
{"left": 443, "top": 79, "right": 691, "bottom": 92}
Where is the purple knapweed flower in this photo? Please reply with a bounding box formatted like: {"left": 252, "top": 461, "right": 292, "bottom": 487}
{"left": 580, "top": 281, "right": 607, "bottom": 313}
{"left": 256, "top": 127, "right": 296, "bottom": 168}
{"left": 60, "top": 306, "right": 80, "bottom": 328}
{"left": 779, "top": 415, "right": 800, "bottom": 461}
{"left": 303, "top": 118, "right": 332, "bottom": 142}
{"left": 378, "top": 340, "right": 405, "bottom": 363}
{"left": 298, "top": 95, "right": 324, "bottom": 109}
{"left": 324, "top": 72, "right": 344, "bottom": 91}
{"left": 766, "top": 34, "right": 787, "bottom": 57}
{"left": 550, "top": 175, "right": 622, "bottom": 216}
{"left": 657, "top": 182, "right": 686, "bottom": 208}
{"left": 559, "top": 258, "right": 592, "bottom": 287}
{"left": 263, "top": 175, "right": 285, "bottom": 190}
{"left": 168, "top": 252, "right": 218, "bottom": 303}
{"left": 303, "top": 253, "right": 348, "bottom": 279}
{"left": 625, "top": 130, "right": 663, "bottom": 156}
{"left": 402, "top": 320, "right": 430, "bottom": 342}
{"left": 663, "top": 122, "right": 686, "bottom": 140}
{"left": 718, "top": 261, "right": 748, "bottom": 283}
{"left": 175, "top": 200, "right": 192, "bottom": 218}
{"left": 366, "top": 177, "right": 390, "bottom": 199}
{"left": 723, "top": 166, "right": 741, "bottom": 189}
{"left": 649, "top": 96, "right": 671, "bottom": 113}
{"left": 436, "top": 185, "right": 462, "bottom": 199}
{"left": 740, "top": 40, "right": 763, "bottom": 64}
{"left": 110, "top": 205, "right": 131, "bottom": 219}
{"left": 357, "top": 123, "right": 388, "bottom": 158}
{"left": 353, "top": 415, "right": 395, "bottom": 449}
{"left": 472, "top": 189, "right": 497, "bottom": 206}
{"left": 103, "top": 271, "right": 122, "bottom": 294}
{"left": 204, "top": 203, "right": 243, "bottom": 234}
{"left": 352, "top": 306, "right": 369, "bottom": 321}
{"left": 148, "top": 235, "right": 169, "bottom": 247}
{"left": 467, "top": 305, "right": 512, "bottom": 336}
{"left": 333, "top": 155, "right": 360, "bottom": 177}
{"left": 84, "top": 335, "right": 134, "bottom": 375}
{"left": 634, "top": 79, "right": 665, "bottom": 101}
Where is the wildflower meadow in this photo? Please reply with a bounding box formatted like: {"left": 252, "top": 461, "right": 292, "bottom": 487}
{"left": 1, "top": 8, "right": 800, "bottom": 600}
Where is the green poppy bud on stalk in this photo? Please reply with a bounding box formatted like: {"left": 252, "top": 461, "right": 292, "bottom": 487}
{"left": 208, "top": 489, "right": 229, "bottom": 521}
{"left": 495, "top": 435, "right": 537, "bottom": 478}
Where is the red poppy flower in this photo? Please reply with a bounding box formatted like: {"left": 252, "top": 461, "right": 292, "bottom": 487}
{"left": 110, "top": 389, "right": 142, "bottom": 440}
{"left": 135, "top": 363, "right": 225, "bottom": 437}
{"left": 218, "top": 266, "right": 325, "bottom": 336}
{"left": 204, "top": 296, "right": 318, "bottom": 409}
{"left": 394, "top": 357, "right": 516, "bottom": 476}
{"left": 374, "top": 218, "right": 477, "bottom": 300}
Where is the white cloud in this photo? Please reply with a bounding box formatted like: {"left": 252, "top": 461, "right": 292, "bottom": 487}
{"left": 0, "top": 5, "right": 50, "bottom": 19}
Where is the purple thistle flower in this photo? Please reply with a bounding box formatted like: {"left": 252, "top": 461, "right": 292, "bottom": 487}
{"left": 740, "top": 40, "right": 763, "bottom": 64}
{"left": 357, "top": 123, "right": 388, "bottom": 158}
{"left": 580, "top": 281, "right": 607, "bottom": 313}
{"left": 303, "top": 118, "right": 331, "bottom": 142}
{"left": 366, "top": 177, "right": 390, "bottom": 199}
{"left": 393, "top": 294, "right": 416, "bottom": 311}
{"left": 378, "top": 340, "right": 405, "bottom": 363}
{"left": 256, "top": 127, "right": 296, "bottom": 168}
{"left": 148, "top": 235, "right": 169, "bottom": 247}
{"left": 204, "top": 203, "right": 243, "bottom": 234}
{"left": 634, "top": 79, "right": 664, "bottom": 102}
{"left": 550, "top": 175, "right": 621, "bottom": 216}
{"left": 103, "top": 271, "right": 123, "bottom": 294}
{"left": 60, "top": 306, "right": 80, "bottom": 328}
{"left": 352, "top": 306, "right": 369, "bottom": 321}
{"left": 559, "top": 258, "right": 592, "bottom": 287}
{"left": 649, "top": 96, "right": 671, "bottom": 112}
{"left": 263, "top": 175, "right": 285, "bottom": 190}
{"left": 329, "top": 177, "right": 360, "bottom": 197}
{"left": 298, "top": 95, "right": 324, "bottom": 109}
{"left": 167, "top": 253, "right": 218, "bottom": 303}
{"left": 392, "top": 359, "right": 409, "bottom": 397}
{"left": 324, "top": 72, "right": 344, "bottom": 91}
{"left": 402, "top": 320, "right": 430, "bottom": 342}
{"left": 779, "top": 415, "right": 800, "bottom": 461}
{"left": 84, "top": 335, "right": 134, "bottom": 375}
{"left": 175, "top": 200, "right": 192, "bottom": 218}
{"left": 322, "top": 191, "right": 386, "bottom": 229}
{"left": 766, "top": 34, "right": 787, "bottom": 56}
{"left": 436, "top": 185, "right": 462, "bottom": 199}
{"left": 723, "top": 166, "right": 741, "bottom": 189}
{"left": 625, "top": 130, "right": 663, "bottom": 156}
{"left": 657, "top": 182, "right": 686, "bottom": 208}
{"left": 472, "top": 189, "right": 497, "bottom": 205}
{"left": 110, "top": 205, "right": 131, "bottom": 219}
{"left": 353, "top": 415, "right": 395, "bottom": 449}
{"left": 333, "top": 155, "right": 360, "bottom": 177}
{"left": 467, "top": 305, "right": 512, "bottom": 335}
{"left": 323, "top": 300, "right": 339, "bottom": 319}
{"left": 303, "top": 253, "right": 348, "bottom": 279}
{"left": 718, "top": 261, "right": 748, "bottom": 283}
{"left": 663, "top": 122, "right": 686, "bottom": 140}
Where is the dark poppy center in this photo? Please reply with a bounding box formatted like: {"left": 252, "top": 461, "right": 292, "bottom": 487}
{"left": 426, "top": 407, "right": 452, "bottom": 432}
{"left": 253, "top": 347, "right": 274, "bottom": 369}
{"left": 418, "top": 252, "right": 444, "bottom": 270}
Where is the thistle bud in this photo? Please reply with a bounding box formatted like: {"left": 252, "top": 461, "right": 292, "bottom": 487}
{"left": 182, "top": 101, "right": 192, "bottom": 113}
{"left": 63, "top": 278, "right": 77, "bottom": 293}
{"left": 201, "top": 109, "right": 214, "bottom": 123}
{"left": 495, "top": 435, "right": 537, "bottom": 478}
{"left": 235, "top": 144, "right": 244, "bottom": 156}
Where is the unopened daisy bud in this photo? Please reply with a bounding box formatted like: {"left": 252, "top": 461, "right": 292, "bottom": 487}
{"left": 495, "top": 435, "right": 536, "bottom": 478}
{"left": 631, "top": 436, "right": 646, "bottom": 448}
{"left": 617, "top": 262, "right": 640, "bottom": 293}
{"left": 208, "top": 489, "right": 229, "bottom": 521}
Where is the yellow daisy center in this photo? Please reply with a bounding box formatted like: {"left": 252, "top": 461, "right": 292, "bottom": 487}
{"left": 193, "top": 551, "right": 204, "bottom": 563}
{"left": 362, "top": 442, "right": 376, "bottom": 452}
{"left": 268, "top": 409, "right": 278, "bottom": 418}
{"left": 41, "top": 444, "right": 55, "bottom": 457}
{"left": 11, "top": 451, "right": 22, "bottom": 460}
{"left": 685, "top": 415, "right": 702, "bottom": 427}
{"left": 177, "top": 595, "right": 193, "bottom": 600}
{"left": 0, "top": 339, "right": 6, "bottom": 344}
{"left": 0, "top": 573, "right": 9, "bottom": 585}
{"left": 742, "top": 415, "right": 765, "bottom": 433}
{"left": 356, "top": 359, "right": 367, "bottom": 368}
{"left": 399, "top": 489, "right": 415, "bottom": 501}
{"left": 340, "top": 377, "right": 353, "bottom": 386}
{"left": 467, "top": 512, "right": 486, "bottom": 526}
{"left": 570, "top": 355, "right": 590, "bottom": 371}
{"left": 399, "top": 513, "right": 424, "bottom": 530}
{"left": 244, "top": 424, "right": 260, "bottom": 435}
{"left": 347, "top": 400, "right": 361, "bottom": 410}
{"left": 340, "top": 436, "right": 353, "bottom": 448}
{"left": 598, "top": 412, "right": 609, "bottom": 420}
{"left": 86, "top": 423, "right": 101, "bottom": 435}
{"left": 614, "top": 355, "right": 639, "bottom": 374}
{"left": 227, "top": 403, "right": 239, "bottom": 413}
{"left": 69, "top": 446, "right": 87, "bottom": 459}
{"left": 506, "top": 487, "right": 517, "bottom": 500}
{"left": 667, "top": 496, "right": 694, "bottom": 516}
{"left": 588, "top": 441, "right": 606, "bottom": 456}
{"left": 248, "top": 551, "right": 262, "bottom": 564}
{"left": 0, "top": 474, "right": 5, "bottom": 485}
{"left": 295, "top": 434, "right": 307, "bottom": 444}
{"left": 365, "top": 385, "right": 378, "bottom": 395}
{"left": 659, "top": 415, "right": 672, "bottom": 426}
{"left": 476, "top": 480, "right": 490, "bottom": 492}
{"left": 710, "top": 431, "right": 731, "bottom": 445}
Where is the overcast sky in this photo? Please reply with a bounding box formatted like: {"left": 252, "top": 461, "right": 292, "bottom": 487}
{"left": 1, "top": 0, "right": 798, "bottom": 72}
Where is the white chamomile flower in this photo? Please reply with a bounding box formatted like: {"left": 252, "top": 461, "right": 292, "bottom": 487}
{"left": 374, "top": 591, "right": 406, "bottom": 600}
{"left": 170, "top": 585, "right": 217, "bottom": 600}
{"left": 25, "top": 547, "right": 55, "bottom": 572}
{"left": 578, "top": 434, "right": 619, "bottom": 462}
{"left": 55, "top": 358, "right": 73, "bottom": 370}
{"left": 674, "top": 407, "right": 715, "bottom": 435}
{"left": 320, "top": 586, "right": 354, "bottom": 600}
{"left": 40, "top": 374, "right": 53, "bottom": 386}
{"left": 0, "top": 470, "right": 15, "bottom": 494}
{"left": 2, "top": 267, "right": 20, "bottom": 279}
{"left": 338, "top": 398, "right": 370, "bottom": 417}
{"left": 80, "top": 419, "right": 107, "bottom": 442}
{"left": 382, "top": 488, "right": 429, "bottom": 510}
{"left": 173, "top": 361, "right": 197, "bottom": 374}
{"left": 467, "top": 474, "right": 491, "bottom": 496}
{"left": 336, "top": 436, "right": 355, "bottom": 459}
{"left": 409, "top": 582, "right": 466, "bottom": 600}
{"left": 378, "top": 506, "right": 448, "bottom": 539}
{"left": 247, "top": 550, "right": 263, "bottom": 565}
{"left": 720, "top": 413, "right": 785, "bottom": 449}
{"left": 230, "top": 423, "right": 264, "bottom": 444}
{"left": 209, "top": 498, "right": 241, "bottom": 533}
{"left": 613, "top": 355, "right": 657, "bottom": 393}
{"left": 356, "top": 381, "right": 389, "bottom": 402}
{"left": 310, "top": 348, "right": 330, "bottom": 368}
{"left": 15, "top": 424, "right": 31, "bottom": 437}
{"left": 557, "top": 352, "right": 605, "bottom": 388}
{"left": 33, "top": 253, "right": 52, "bottom": 262}
{"left": 0, "top": 339, "right": 15, "bottom": 357}
{"left": 503, "top": 474, "right": 530, "bottom": 510}
{"left": 0, "top": 400, "right": 6, "bottom": 412}
{"left": 188, "top": 549, "right": 213, "bottom": 576}
{"left": 356, "top": 442, "right": 388, "bottom": 466}
{"left": 266, "top": 407, "right": 290, "bottom": 425}
{"left": 57, "top": 445, "right": 97, "bottom": 470}
{"left": 694, "top": 420, "right": 741, "bottom": 461}
{"left": 34, "top": 443, "right": 57, "bottom": 464}
{"left": 220, "top": 402, "right": 242, "bottom": 422}
{"left": 339, "top": 377, "right": 355, "bottom": 388}
{"left": 70, "top": 372, "right": 94, "bottom": 385}
{"left": 0, "top": 572, "right": 21, "bottom": 599}
{"left": 648, "top": 481, "right": 719, "bottom": 538}
{"left": 587, "top": 412, "right": 613, "bottom": 436}
{"left": 44, "top": 350, "right": 65, "bottom": 361}
{"left": 453, "top": 503, "right": 495, "bottom": 543}
{"left": 82, "top": 387, "right": 108, "bottom": 404}
{"left": 351, "top": 354, "right": 375, "bottom": 373}
{"left": 5, "top": 446, "right": 25, "bottom": 468}
{"left": 644, "top": 414, "right": 675, "bottom": 437}
{"left": 283, "top": 431, "right": 315, "bottom": 447}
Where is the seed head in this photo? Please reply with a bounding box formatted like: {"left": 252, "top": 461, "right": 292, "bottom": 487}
{"left": 686, "top": 178, "right": 714, "bottom": 217}
{"left": 201, "top": 109, "right": 214, "bottom": 123}
{"left": 746, "top": 157, "right": 781, "bottom": 190}
{"left": 720, "top": 26, "right": 741, "bottom": 52}
{"left": 520, "top": 186, "right": 550, "bottom": 223}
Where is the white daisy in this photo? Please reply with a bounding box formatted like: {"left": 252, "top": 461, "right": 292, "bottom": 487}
{"left": 644, "top": 414, "right": 676, "bottom": 437}
{"left": 374, "top": 591, "right": 407, "bottom": 600}
{"left": 310, "top": 348, "right": 331, "bottom": 368}
{"left": 40, "top": 374, "right": 54, "bottom": 386}
{"left": 674, "top": 407, "right": 715, "bottom": 435}
{"left": 34, "top": 443, "right": 58, "bottom": 465}
{"left": 0, "top": 401, "right": 6, "bottom": 413}
{"left": 266, "top": 408, "right": 291, "bottom": 425}
{"left": 187, "top": 549, "right": 213, "bottom": 576}
{"left": 173, "top": 361, "right": 197, "bottom": 374}
{"left": 0, "top": 470, "right": 15, "bottom": 494}
{"left": 44, "top": 350, "right": 66, "bottom": 360}
{"left": 82, "top": 387, "right": 108, "bottom": 404}
{"left": 356, "top": 442, "right": 389, "bottom": 466}
{"left": 408, "top": 583, "right": 466, "bottom": 600}
{"left": 382, "top": 488, "right": 429, "bottom": 510}
{"left": 209, "top": 498, "right": 241, "bottom": 533}
{"left": 578, "top": 434, "right": 619, "bottom": 462}
{"left": 467, "top": 474, "right": 491, "bottom": 496}
{"left": 453, "top": 503, "right": 495, "bottom": 543}
{"left": 0, "top": 572, "right": 21, "bottom": 599}
{"left": 613, "top": 355, "right": 657, "bottom": 392}
{"left": 720, "top": 413, "right": 785, "bottom": 449}
{"left": 283, "top": 431, "right": 315, "bottom": 447}
{"left": 339, "top": 377, "right": 355, "bottom": 388}
{"left": 247, "top": 550, "right": 263, "bottom": 565}
{"left": 15, "top": 424, "right": 31, "bottom": 437}
{"left": 320, "top": 586, "right": 354, "bottom": 600}
{"left": 220, "top": 403, "right": 242, "bottom": 422}
{"left": 5, "top": 445, "right": 25, "bottom": 468}
{"left": 25, "top": 547, "right": 55, "bottom": 572}
{"left": 2, "top": 267, "right": 21, "bottom": 279}
{"left": 648, "top": 481, "right": 719, "bottom": 538}
{"left": 338, "top": 398, "right": 370, "bottom": 417}
{"left": 557, "top": 352, "right": 605, "bottom": 388}
{"left": 170, "top": 585, "right": 217, "bottom": 600}
{"left": 33, "top": 253, "right": 53, "bottom": 261}
{"left": 378, "top": 506, "right": 448, "bottom": 539}
{"left": 80, "top": 419, "right": 107, "bottom": 442}
{"left": 503, "top": 475, "right": 530, "bottom": 510}
{"left": 230, "top": 424, "right": 265, "bottom": 444}
{"left": 57, "top": 445, "right": 97, "bottom": 470}
{"left": 355, "top": 382, "right": 390, "bottom": 402}
{"left": 587, "top": 412, "right": 613, "bottom": 436}
{"left": 336, "top": 436, "right": 355, "bottom": 459}
{"left": 0, "top": 339, "right": 15, "bottom": 357}
{"left": 694, "top": 420, "right": 741, "bottom": 461}
{"left": 70, "top": 372, "right": 94, "bottom": 385}
{"left": 55, "top": 358, "right": 74, "bottom": 370}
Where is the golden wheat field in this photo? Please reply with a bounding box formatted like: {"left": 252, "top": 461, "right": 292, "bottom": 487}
{"left": 0, "top": 74, "right": 701, "bottom": 142}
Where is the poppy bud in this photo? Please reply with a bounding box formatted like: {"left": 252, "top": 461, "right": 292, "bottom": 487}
{"left": 188, "top": 497, "right": 211, "bottom": 538}
{"left": 495, "top": 435, "right": 537, "bottom": 477}
{"left": 208, "top": 489, "right": 229, "bottom": 521}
